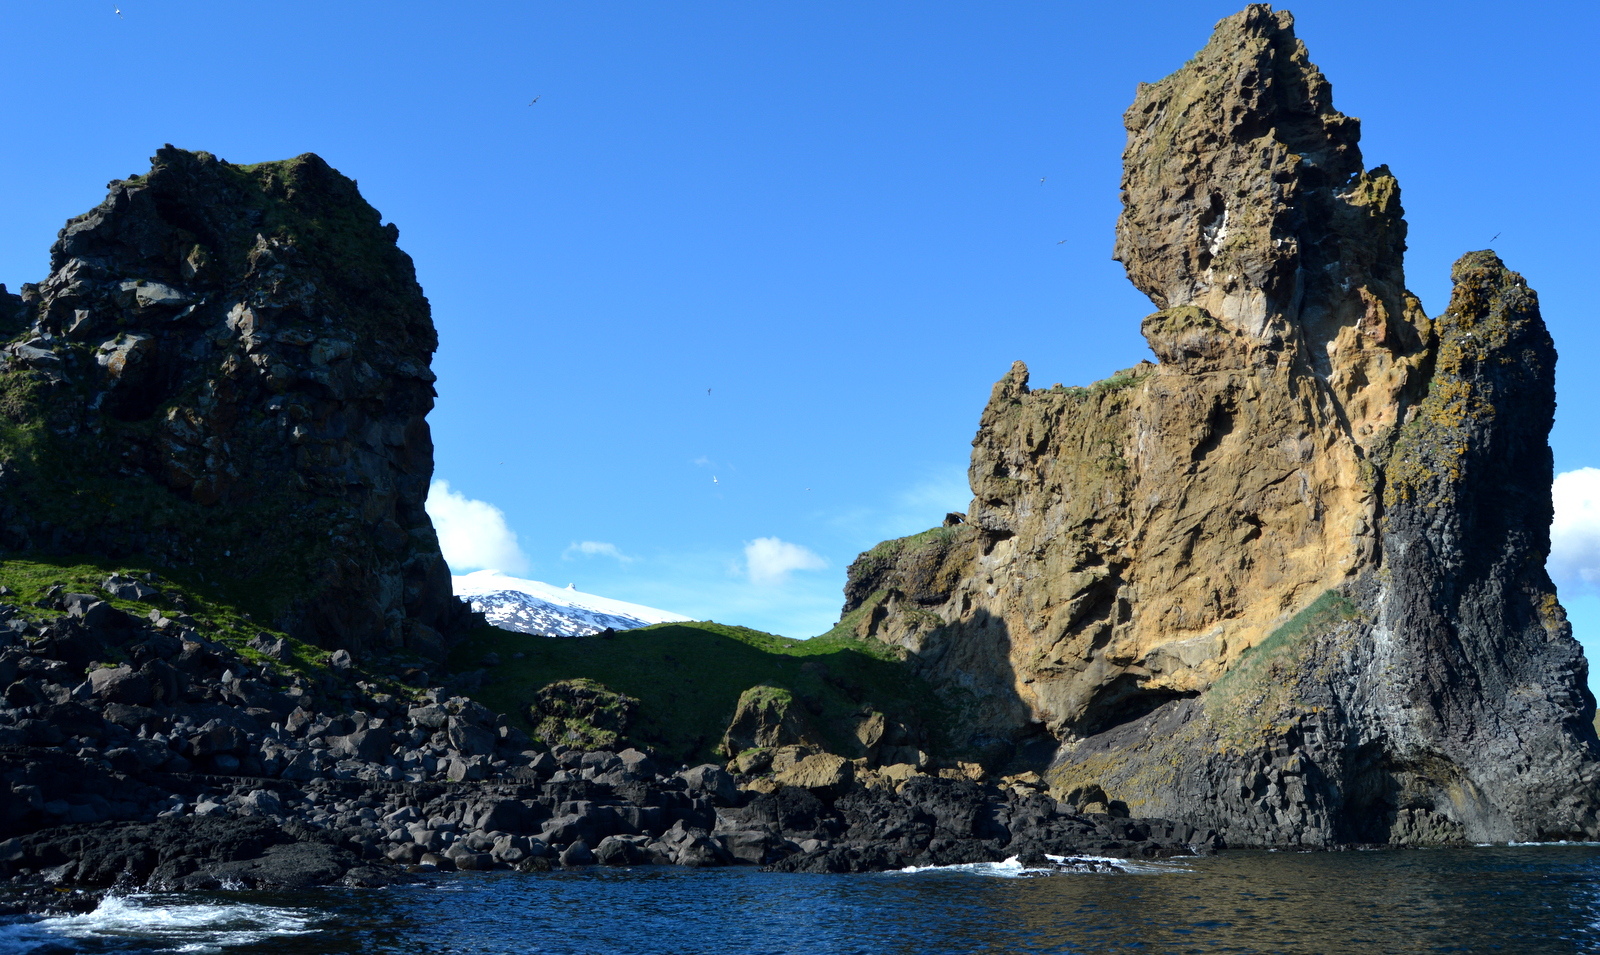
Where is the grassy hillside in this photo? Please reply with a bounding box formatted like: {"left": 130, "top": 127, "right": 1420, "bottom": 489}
{"left": 448, "top": 621, "right": 947, "bottom": 767}
{"left": 3, "top": 554, "right": 953, "bottom": 769}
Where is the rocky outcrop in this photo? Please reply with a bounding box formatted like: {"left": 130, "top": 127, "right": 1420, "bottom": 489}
{"left": 0, "top": 581, "right": 1209, "bottom": 886}
{"left": 837, "top": 5, "right": 1600, "bottom": 845}
{"left": 0, "top": 146, "right": 463, "bottom": 656}
{"left": 720, "top": 684, "right": 822, "bottom": 758}
{"left": 528, "top": 678, "right": 639, "bottom": 750}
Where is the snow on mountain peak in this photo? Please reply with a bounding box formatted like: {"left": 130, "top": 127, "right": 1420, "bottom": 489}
{"left": 452, "top": 569, "right": 691, "bottom": 637}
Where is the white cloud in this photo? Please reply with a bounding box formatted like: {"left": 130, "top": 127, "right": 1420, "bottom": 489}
{"left": 1551, "top": 468, "right": 1600, "bottom": 595}
{"left": 425, "top": 480, "right": 530, "bottom": 575}
{"left": 744, "top": 537, "right": 828, "bottom": 586}
{"left": 563, "top": 541, "right": 633, "bottom": 563}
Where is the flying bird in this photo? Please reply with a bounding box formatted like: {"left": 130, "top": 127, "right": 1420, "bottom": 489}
{"left": 707, "top": 388, "right": 711, "bottom": 395}
{"left": 1489, "top": 232, "right": 1501, "bottom": 243}
{"left": 713, "top": 476, "right": 718, "bottom": 484}
{"left": 529, "top": 96, "right": 540, "bottom": 105}
{"left": 1039, "top": 176, "right": 1046, "bottom": 186}
{"left": 114, "top": 6, "right": 122, "bottom": 16}
{"left": 1057, "top": 239, "right": 1067, "bottom": 244}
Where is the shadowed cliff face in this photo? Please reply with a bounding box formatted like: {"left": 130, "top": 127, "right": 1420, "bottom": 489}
{"left": 837, "top": 5, "right": 1600, "bottom": 844}
{"left": 0, "top": 146, "right": 464, "bottom": 657}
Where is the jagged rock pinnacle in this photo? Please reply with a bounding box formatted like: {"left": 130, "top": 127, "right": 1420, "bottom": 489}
{"left": 1114, "top": 4, "right": 1411, "bottom": 357}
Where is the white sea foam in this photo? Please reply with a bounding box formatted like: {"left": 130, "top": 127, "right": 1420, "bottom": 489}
{"left": 887, "top": 853, "right": 1190, "bottom": 877}
{"left": 1, "top": 893, "right": 319, "bottom": 953}
{"left": 890, "top": 855, "right": 1033, "bottom": 877}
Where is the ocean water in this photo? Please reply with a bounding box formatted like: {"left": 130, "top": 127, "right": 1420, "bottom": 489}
{"left": 3, "top": 846, "right": 1599, "bottom": 954}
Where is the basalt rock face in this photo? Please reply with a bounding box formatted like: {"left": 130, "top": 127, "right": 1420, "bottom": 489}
{"left": 838, "top": 6, "right": 1600, "bottom": 845}
{"left": 0, "top": 146, "right": 463, "bottom": 656}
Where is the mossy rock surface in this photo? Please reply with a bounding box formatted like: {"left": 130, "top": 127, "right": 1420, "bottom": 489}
{"left": 720, "top": 682, "right": 823, "bottom": 757}
{"left": 528, "top": 678, "right": 638, "bottom": 750}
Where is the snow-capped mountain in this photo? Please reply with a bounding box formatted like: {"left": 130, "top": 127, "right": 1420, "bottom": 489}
{"left": 452, "top": 569, "right": 692, "bottom": 637}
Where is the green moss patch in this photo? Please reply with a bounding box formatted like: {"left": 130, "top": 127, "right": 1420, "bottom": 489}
{"left": 1218, "top": 588, "right": 1359, "bottom": 689}
{"left": 810, "top": 590, "right": 893, "bottom": 646}
{"left": 1205, "top": 588, "right": 1361, "bottom": 750}
{"left": 528, "top": 678, "right": 639, "bottom": 750}
{"left": 0, "top": 555, "right": 443, "bottom": 714}
{"left": 851, "top": 527, "right": 964, "bottom": 575}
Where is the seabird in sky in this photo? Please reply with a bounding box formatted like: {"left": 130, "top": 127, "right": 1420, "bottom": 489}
{"left": 528, "top": 96, "right": 540, "bottom": 105}
{"left": 1039, "top": 176, "right": 1046, "bottom": 185}
{"left": 115, "top": 6, "right": 122, "bottom": 16}
{"left": 713, "top": 476, "right": 718, "bottom": 483}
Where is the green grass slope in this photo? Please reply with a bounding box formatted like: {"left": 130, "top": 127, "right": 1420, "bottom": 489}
{"left": 448, "top": 621, "right": 946, "bottom": 767}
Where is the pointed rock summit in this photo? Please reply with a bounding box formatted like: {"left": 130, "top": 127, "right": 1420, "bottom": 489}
{"left": 1115, "top": 5, "right": 1411, "bottom": 347}
{"left": 836, "top": 5, "right": 1598, "bottom": 845}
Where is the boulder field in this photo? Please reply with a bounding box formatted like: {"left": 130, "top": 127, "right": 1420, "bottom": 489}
{"left": 0, "top": 575, "right": 1208, "bottom": 889}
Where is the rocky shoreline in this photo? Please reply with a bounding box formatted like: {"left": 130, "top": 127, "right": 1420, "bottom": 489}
{"left": 0, "top": 578, "right": 1214, "bottom": 893}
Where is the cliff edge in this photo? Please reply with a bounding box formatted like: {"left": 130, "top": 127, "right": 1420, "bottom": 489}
{"left": 0, "top": 147, "right": 463, "bottom": 657}
{"left": 835, "top": 5, "right": 1599, "bottom": 844}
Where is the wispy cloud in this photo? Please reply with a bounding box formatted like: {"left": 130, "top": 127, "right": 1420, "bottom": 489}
{"left": 563, "top": 540, "right": 634, "bottom": 564}
{"left": 896, "top": 467, "right": 971, "bottom": 518}
{"left": 425, "top": 480, "right": 530, "bottom": 575}
{"left": 826, "top": 463, "right": 971, "bottom": 543}
{"left": 744, "top": 537, "right": 828, "bottom": 586}
{"left": 1552, "top": 468, "right": 1600, "bottom": 595}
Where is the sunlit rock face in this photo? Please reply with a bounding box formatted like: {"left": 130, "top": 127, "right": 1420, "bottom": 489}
{"left": 836, "top": 5, "right": 1600, "bottom": 845}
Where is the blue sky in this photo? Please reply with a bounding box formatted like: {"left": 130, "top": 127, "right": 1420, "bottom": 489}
{"left": 3, "top": 2, "right": 1598, "bottom": 682}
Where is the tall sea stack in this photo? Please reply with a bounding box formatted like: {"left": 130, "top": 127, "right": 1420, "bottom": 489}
{"left": 0, "top": 147, "right": 463, "bottom": 656}
{"left": 836, "top": 5, "right": 1600, "bottom": 844}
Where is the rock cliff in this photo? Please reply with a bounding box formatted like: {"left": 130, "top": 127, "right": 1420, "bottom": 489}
{"left": 0, "top": 146, "right": 463, "bottom": 656}
{"left": 837, "top": 5, "right": 1600, "bottom": 844}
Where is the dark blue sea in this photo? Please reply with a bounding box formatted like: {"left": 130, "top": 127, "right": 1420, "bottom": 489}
{"left": 3, "top": 847, "right": 1599, "bottom": 954}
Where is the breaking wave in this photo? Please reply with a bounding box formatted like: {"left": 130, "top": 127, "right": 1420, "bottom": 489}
{"left": 0, "top": 893, "right": 318, "bottom": 953}
{"left": 888, "top": 853, "right": 1191, "bottom": 877}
